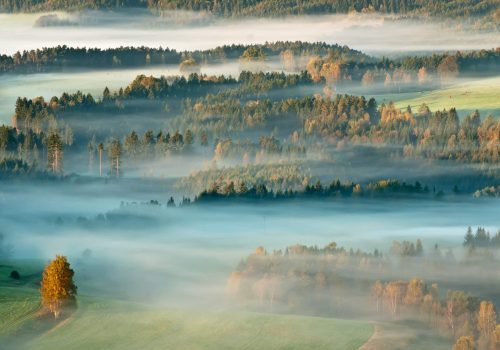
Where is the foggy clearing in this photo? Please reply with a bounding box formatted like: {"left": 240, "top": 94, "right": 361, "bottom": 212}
{"left": 1, "top": 12, "right": 498, "bottom": 56}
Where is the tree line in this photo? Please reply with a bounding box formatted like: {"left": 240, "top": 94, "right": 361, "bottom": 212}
{"left": 372, "top": 278, "right": 498, "bottom": 350}
{"left": 227, "top": 234, "right": 499, "bottom": 349}
{"left": 5, "top": 70, "right": 500, "bottom": 179}
{"left": 0, "top": 42, "right": 366, "bottom": 74}
{"left": 1, "top": 0, "right": 498, "bottom": 26}
{"left": 194, "top": 178, "right": 440, "bottom": 203}
{"left": 2, "top": 45, "right": 498, "bottom": 93}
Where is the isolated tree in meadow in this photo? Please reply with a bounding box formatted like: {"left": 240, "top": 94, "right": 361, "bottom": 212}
{"left": 40, "top": 255, "right": 77, "bottom": 319}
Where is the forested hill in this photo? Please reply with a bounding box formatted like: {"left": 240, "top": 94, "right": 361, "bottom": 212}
{"left": 1, "top": 0, "right": 499, "bottom": 22}
{"left": 0, "top": 42, "right": 370, "bottom": 74}
{"left": 1, "top": 44, "right": 498, "bottom": 76}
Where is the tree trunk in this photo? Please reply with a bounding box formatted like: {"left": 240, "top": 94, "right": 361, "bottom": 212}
{"left": 99, "top": 149, "right": 102, "bottom": 177}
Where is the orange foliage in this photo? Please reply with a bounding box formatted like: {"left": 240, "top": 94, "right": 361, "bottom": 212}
{"left": 40, "top": 255, "right": 77, "bottom": 318}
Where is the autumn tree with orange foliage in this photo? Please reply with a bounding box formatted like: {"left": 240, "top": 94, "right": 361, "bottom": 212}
{"left": 40, "top": 255, "right": 77, "bottom": 318}
{"left": 453, "top": 335, "right": 475, "bottom": 350}
{"left": 477, "top": 301, "right": 497, "bottom": 349}
{"left": 306, "top": 56, "right": 323, "bottom": 83}
{"left": 491, "top": 325, "right": 500, "bottom": 350}
{"left": 437, "top": 56, "right": 459, "bottom": 83}
{"left": 320, "top": 62, "right": 343, "bottom": 85}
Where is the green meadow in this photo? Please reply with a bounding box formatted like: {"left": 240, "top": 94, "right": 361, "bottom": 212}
{"left": 0, "top": 260, "right": 373, "bottom": 350}
{"left": 394, "top": 76, "right": 500, "bottom": 117}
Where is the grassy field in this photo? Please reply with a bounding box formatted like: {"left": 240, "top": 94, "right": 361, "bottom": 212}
{"left": 393, "top": 76, "right": 500, "bottom": 117}
{"left": 359, "top": 322, "right": 451, "bottom": 350}
{"left": 0, "top": 260, "right": 43, "bottom": 340}
{"left": 0, "top": 259, "right": 373, "bottom": 350}
{"left": 25, "top": 300, "right": 373, "bottom": 350}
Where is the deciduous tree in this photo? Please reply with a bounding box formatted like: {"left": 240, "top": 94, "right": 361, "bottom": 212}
{"left": 40, "top": 255, "right": 77, "bottom": 319}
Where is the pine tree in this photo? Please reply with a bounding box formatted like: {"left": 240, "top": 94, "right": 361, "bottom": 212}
{"left": 47, "top": 132, "right": 63, "bottom": 173}
{"left": 87, "top": 136, "right": 96, "bottom": 172}
{"left": 40, "top": 255, "right": 77, "bottom": 319}
{"left": 98, "top": 143, "right": 104, "bottom": 177}
{"left": 464, "top": 227, "right": 474, "bottom": 247}
{"left": 108, "top": 138, "right": 122, "bottom": 177}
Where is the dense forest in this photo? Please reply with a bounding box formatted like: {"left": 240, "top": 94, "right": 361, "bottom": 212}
{"left": 1, "top": 0, "right": 499, "bottom": 24}
{"left": 2, "top": 67, "right": 499, "bottom": 182}
{"left": 193, "top": 178, "right": 437, "bottom": 202}
{"left": 1, "top": 44, "right": 498, "bottom": 80}
{"left": 0, "top": 42, "right": 370, "bottom": 74}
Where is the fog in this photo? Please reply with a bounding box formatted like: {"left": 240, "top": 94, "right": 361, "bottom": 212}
{"left": 1, "top": 179, "right": 499, "bottom": 305}
{"left": 0, "top": 58, "right": 307, "bottom": 125}
{"left": 0, "top": 63, "right": 243, "bottom": 124}
{"left": 1, "top": 9, "right": 499, "bottom": 349}
{"left": 1, "top": 12, "right": 498, "bottom": 56}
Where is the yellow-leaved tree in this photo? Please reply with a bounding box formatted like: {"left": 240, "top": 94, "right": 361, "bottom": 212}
{"left": 40, "top": 255, "right": 77, "bottom": 318}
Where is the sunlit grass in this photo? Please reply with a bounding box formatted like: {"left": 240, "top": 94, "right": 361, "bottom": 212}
{"left": 0, "top": 260, "right": 372, "bottom": 350}
{"left": 394, "top": 76, "right": 500, "bottom": 116}
{"left": 26, "top": 299, "right": 372, "bottom": 350}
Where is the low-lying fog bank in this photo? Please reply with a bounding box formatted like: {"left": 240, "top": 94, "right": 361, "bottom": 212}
{"left": 1, "top": 12, "right": 497, "bottom": 56}
{"left": 0, "top": 63, "right": 242, "bottom": 124}
{"left": 1, "top": 181, "right": 499, "bottom": 306}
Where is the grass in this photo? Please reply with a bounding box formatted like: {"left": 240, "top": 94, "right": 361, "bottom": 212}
{"left": 393, "top": 76, "right": 500, "bottom": 117}
{"left": 0, "top": 260, "right": 43, "bottom": 339}
{"left": 0, "top": 259, "right": 373, "bottom": 350}
{"left": 25, "top": 299, "right": 373, "bottom": 350}
{"left": 0, "top": 259, "right": 454, "bottom": 350}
